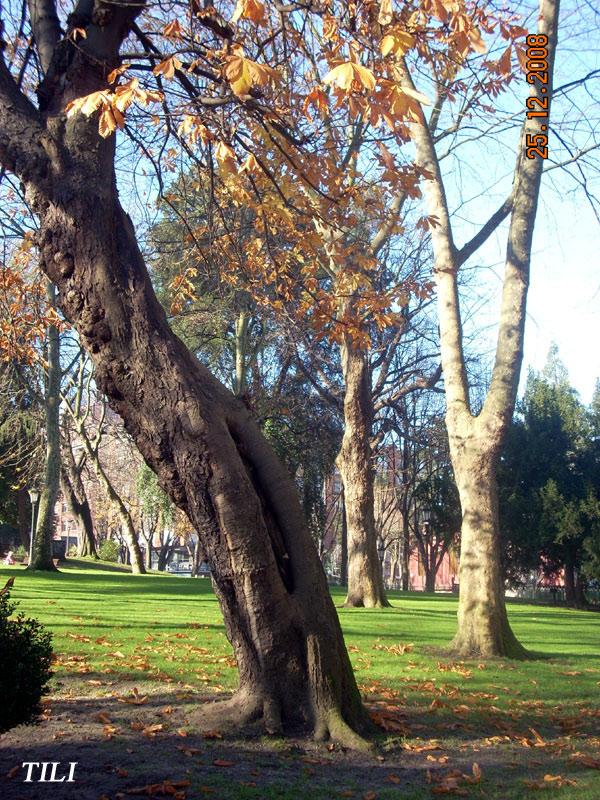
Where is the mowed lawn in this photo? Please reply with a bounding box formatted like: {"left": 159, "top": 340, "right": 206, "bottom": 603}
{"left": 1, "top": 560, "right": 599, "bottom": 800}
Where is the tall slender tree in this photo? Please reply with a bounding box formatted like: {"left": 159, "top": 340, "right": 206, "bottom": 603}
{"left": 406, "top": 0, "right": 561, "bottom": 655}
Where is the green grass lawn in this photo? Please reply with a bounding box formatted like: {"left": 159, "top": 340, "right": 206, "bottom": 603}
{"left": 1, "top": 560, "right": 599, "bottom": 800}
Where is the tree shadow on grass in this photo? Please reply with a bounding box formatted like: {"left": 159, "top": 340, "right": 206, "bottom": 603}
{"left": 2, "top": 687, "right": 596, "bottom": 800}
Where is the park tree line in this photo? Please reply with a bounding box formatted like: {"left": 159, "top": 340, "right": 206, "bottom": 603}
{"left": 0, "top": 0, "right": 599, "bottom": 747}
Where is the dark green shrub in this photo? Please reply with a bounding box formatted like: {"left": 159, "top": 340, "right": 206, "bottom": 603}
{"left": 13, "top": 544, "right": 27, "bottom": 561}
{"left": 98, "top": 539, "right": 120, "bottom": 562}
{"left": 0, "top": 579, "right": 53, "bottom": 732}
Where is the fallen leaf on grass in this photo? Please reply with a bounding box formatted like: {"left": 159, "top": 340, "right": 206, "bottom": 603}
{"left": 429, "top": 764, "right": 481, "bottom": 796}
{"left": 94, "top": 712, "right": 112, "bottom": 724}
{"left": 372, "top": 642, "right": 413, "bottom": 656}
{"left": 6, "top": 766, "right": 20, "bottom": 779}
{"left": 437, "top": 662, "right": 472, "bottom": 679}
{"left": 402, "top": 740, "right": 442, "bottom": 752}
{"left": 212, "top": 759, "right": 235, "bottom": 767}
{"left": 67, "top": 632, "right": 91, "bottom": 643}
{"left": 529, "top": 727, "right": 547, "bottom": 746}
{"left": 202, "top": 730, "right": 223, "bottom": 739}
{"left": 363, "top": 792, "right": 377, "bottom": 800}
{"left": 176, "top": 745, "right": 201, "bottom": 757}
{"left": 126, "top": 779, "right": 191, "bottom": 797}
{"left": 119, "top": 687, "right": 148, "bottom": 705}
{"left": 569, "top": 753, "right": 600, "bottom": 769}
{"left": 523, "top": 774, "right": 577, "bottom": 789}
{"left": 142, "top": 723, "right": 164, "bottom": 738}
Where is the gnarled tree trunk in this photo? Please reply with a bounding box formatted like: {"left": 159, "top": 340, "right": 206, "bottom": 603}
{"left": 0, "top": 62, "right": 369, "bottom": 745}
{"left": 39, "top": 190, "right": 368, "bottom": 739}
{"left": 337, "top": 340, "right": 388, "bottom": 608}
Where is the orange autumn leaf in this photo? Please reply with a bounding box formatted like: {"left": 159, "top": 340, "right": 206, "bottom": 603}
{"left": 523, "top": 774, "right": 577, "bottom": 790}
{"left": 223, "top": 54, "right": 278, "bottom": 97}
{"left": 569, "top": 753, "right": 600, "bottom": 769}
{"left": 214, "top": 141, "right": 238, "bottom": 176}
{"left": 381, "top": 30, "right": 415, "bottom": 57}
{"left": 231, "top": 0, "right": 266, "bottom": 25}
{"left": 163, "top": 19, "right": 183, "bottom": 38}
{"left": 153, "top": 56, "right": 182, "bottom": 80}
{"left": 377, "top": 0, "right": 393, "bottom": 26}
{"left": 323, "top": 62, "right": 376, "bottom": 92}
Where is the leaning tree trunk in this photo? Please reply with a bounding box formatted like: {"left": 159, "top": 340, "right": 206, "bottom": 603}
{"left": 29, "top": 281, "right": 60, "bottom": 572}
{"left": 21, "top": 115, "right": 369, "bottom": 745}
{"left": 337, "top": 339, "right": 388, "bottom": 608}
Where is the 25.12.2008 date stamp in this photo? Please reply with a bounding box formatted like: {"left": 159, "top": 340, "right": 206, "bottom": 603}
{"left": 525, "top": 33, "right": 550, "bottom": 159}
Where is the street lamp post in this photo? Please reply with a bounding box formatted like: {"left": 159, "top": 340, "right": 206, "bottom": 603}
{"left": 27, "top": 487, "right": 40, "bottom": 566}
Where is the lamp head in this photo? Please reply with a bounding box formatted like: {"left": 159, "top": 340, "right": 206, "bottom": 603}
{"left": 28, "top": 488, "right": 40, "bottom": 504}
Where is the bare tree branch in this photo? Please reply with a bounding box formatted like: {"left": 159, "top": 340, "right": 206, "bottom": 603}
{"left": 27, "top": 0, "right": 61, "bottom": 74}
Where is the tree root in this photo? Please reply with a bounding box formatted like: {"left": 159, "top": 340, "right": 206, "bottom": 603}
{"left": 187, "top": 689, "right": 264, "bottom": 733}
{"left": 343, "top": 597, "right": 392, "bottom": 609}
{"left": 188, "top": 690, "right": 373, "bottom": 750}
{"left": 448, "top": 630, "right": 530, "bottom": 660}
{"left": 314, "top": 708, "right": 374, "bottom": 752}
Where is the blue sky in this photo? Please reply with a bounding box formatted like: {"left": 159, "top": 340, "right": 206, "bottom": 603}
{"left": 439, "top": 0, "right": 600, "bottom": 405}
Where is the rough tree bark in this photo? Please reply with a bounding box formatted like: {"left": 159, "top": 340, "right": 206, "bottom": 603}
{"left": 0, "top": 0, "right": 369, "bottom": 743}
{"left": 405, "top": 0, "right": 560, "bottom": 656}
{"left": 28, "top": 281, "right": 60, "bottom": 571}
{"left": 337, "top": 339, "right": 389, "bottom": 607}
